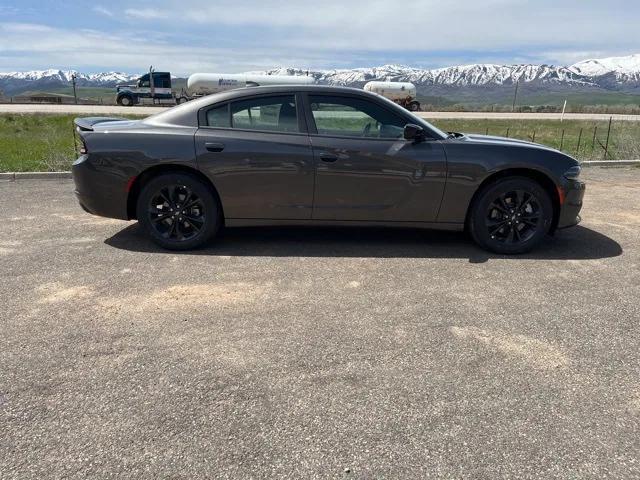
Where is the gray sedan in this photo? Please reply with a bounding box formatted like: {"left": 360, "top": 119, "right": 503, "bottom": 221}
{"left": 72, "top": 85, "right": 585, "bottom": 254}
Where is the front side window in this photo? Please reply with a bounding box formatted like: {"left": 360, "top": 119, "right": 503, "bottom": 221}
{"left": 309, "top": 95, "right": 406, "bottom": 139}
{"left": 138, "top": 74, "right": 150, "bottom": 88}
{"left": 230, "top": 95, "right": 299, "bottom": 133}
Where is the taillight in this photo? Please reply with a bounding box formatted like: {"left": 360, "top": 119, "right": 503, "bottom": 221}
{"left": 79, "top": 138, "right": 88, "bottom": 155}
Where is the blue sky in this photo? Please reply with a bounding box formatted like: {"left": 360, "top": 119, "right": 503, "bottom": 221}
{"left": 0, "top": 0, "right": 639, "bottom": 74}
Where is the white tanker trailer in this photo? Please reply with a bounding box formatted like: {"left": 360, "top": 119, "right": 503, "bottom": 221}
{"left": 185, "top": 73, "right": 315, "bottom": 98}
{"left": 117, "top": 70, "right": 316, "bottom": 106}
{"left": 363, "top": 81, "right": 420, "bottom": 111}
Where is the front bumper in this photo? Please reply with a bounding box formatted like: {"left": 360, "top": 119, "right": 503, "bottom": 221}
{"left": 72, "top": 155, "right": 130, "bottom": 220}
{"left": 557, "top": 179, "right": 586, "bottom": 229}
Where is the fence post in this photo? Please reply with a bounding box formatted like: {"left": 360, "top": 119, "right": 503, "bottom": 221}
{"left": 72, "top": 119, "right": 78, "bottom": 155}
{"left": 532, "top": 130, "right": 536, "bottom": 143}
{"left": 576, "top": 128, "right": 583, "bottom": 155}
{"left": 603, "top": 116, "right": 612, "bottom": 160}
{"left": 485, "top": 126, "right": 489, "bottom": 136}
{"left": 506, "top": 127, "right": 510, "bottom": 138}
{"left": 591, "top": 126, "right": 597, "bottom": 151}
{"left": 560, "top": 129, "right": 565, "bottom": 150}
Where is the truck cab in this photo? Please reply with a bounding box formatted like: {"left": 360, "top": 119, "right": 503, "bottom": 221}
{"left": 116, "top": 72, "right": 174, "bottom": 106}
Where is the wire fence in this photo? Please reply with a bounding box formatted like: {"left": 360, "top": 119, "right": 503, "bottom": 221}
{"left": 430, "top": 117, "right": 640, "bottom": 161}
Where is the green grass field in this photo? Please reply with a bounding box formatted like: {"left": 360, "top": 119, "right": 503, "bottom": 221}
{"left": 1, "top": 113, "right": 639, "bottom": 172}
{"left": 0, "top": 114, "right": 144, "bottom": 172}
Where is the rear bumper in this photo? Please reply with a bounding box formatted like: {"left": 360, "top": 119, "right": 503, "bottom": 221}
{"left": 72, "top": 155, "right": 130, "bottom": 220}
{"left": 557, "top": 179, "right": 586, "bottom": 229}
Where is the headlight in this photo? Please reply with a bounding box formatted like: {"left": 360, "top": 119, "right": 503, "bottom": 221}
{"left": 564, "top": 165, "right": 582, "bottom": 180}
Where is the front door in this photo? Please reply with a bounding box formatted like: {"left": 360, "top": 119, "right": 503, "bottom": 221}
{"left": 195, "top": 94, "right": 314, "bottom": 220}
{"left": 306, "top": 94, "right": 447, "bottom": 222}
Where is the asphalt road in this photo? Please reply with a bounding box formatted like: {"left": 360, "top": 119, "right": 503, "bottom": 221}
{"left": 1, "top": 168, "right": 639, "bottom": 479}
{"left": 1, "top": 103, "right": 639, "bottom": 121}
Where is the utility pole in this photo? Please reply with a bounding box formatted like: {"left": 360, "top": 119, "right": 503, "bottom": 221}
{"left": 71, "top": 74, "right": 78, "bottom": 105}
{"left": 512, "top": 80, "right": 519, "bottom": 112}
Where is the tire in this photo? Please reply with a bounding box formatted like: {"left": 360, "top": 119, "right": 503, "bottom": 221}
{"left": 468, "top": 176, "right": 553, "bottom": 254}
{"left": 136, "top": 173, "right": 221, "bottom": 250}
{"left": 117, "top": 95, "right": 133, "bottom": 106}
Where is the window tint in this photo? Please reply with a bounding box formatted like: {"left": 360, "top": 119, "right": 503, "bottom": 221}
{"left": 230, "top": 95, "right": 298, "bottom": 133}
{"left": 206, "top": 104, "right": 230, "bottom": 128}
{"left": 309, "top": 95, "right": 406, "bottom": 139}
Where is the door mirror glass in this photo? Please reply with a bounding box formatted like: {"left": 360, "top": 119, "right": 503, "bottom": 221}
{"left": 404, "top": 123, "right": 425, "bottom": 141}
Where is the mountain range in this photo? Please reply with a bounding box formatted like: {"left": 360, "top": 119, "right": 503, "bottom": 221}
{"left": 1, "top": 54, "right": 639, "bottom": 104}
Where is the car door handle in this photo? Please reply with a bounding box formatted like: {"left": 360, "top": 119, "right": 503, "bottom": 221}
{"left": 319, "top": 153, "right": 338, "bottom": 162}
{"left": 205, "top": 142, "right": 225, "bottom": 152}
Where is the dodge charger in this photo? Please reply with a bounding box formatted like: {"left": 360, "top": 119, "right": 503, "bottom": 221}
{"left": 72, "top": 85, "right": 585, "bottom": 254}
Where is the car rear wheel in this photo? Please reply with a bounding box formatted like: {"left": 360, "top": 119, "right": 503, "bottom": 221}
{"left": 136, "top": 173, "right": 220, "bottom": 250}
{"left": 469, "top": 176, "right": 553, "bottom": 254}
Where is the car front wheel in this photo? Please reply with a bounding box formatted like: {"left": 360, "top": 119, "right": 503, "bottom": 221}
{"left": 469, "top": 176, "right": 553, "bottom": 254}
{"left": 136, "top": 173, "right": 220, "bottom": 250}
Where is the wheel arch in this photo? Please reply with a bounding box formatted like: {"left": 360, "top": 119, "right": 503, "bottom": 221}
{"left": 464, "top": 167, "right": 561, "bottom": 233}
{"left": 126, "top": 164, "right": 224, "bottom": 221}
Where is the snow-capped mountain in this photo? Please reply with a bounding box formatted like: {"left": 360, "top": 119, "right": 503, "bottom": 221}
{"left": 0, "top": 69, "right": 139, "bottom": 84}
{"left": 1, "top": 54, "right": 639, "bottom": 98}
{"left": 264, "top": 53, "right": 640, "bottom": 90}
{"left": 569, "top": 54, "right": 640, "bottom": 83}
{"left": 0, "top": 69, "right": 140, "bottom": 95}
{"left": 263, "top": 64, "right": 589, "bottom": 88}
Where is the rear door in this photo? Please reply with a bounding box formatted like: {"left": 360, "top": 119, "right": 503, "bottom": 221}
{"left": 194, "top": 93, "right": 315, "bottom": 220}
{"left": 304, "top": 93, "right": 447, "bottom": 222}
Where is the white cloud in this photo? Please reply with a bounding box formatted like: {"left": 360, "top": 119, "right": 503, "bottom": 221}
{"left": 1, "top": 0, "right": 639, "bottom": 73}
{"left": 0, "top": 22, "right": 339, "bottom": 74}
{"left": 124, "top": 8, "right": 169, "bottom": 20}
{"left": 157, "top": 0, "right": 640, "bottom": 54}
{"left": 93, "top": 6, "right": 114, "bottom": 17}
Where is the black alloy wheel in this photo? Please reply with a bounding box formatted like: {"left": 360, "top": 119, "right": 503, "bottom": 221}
{"left": 485, "top": 189, "right": 541, "bottom": 245}
{"left": 469, "top": 177, "right": 553, "bottom": 254}
{"left": 137, "top": 173, "right": 220, "bottom": 250}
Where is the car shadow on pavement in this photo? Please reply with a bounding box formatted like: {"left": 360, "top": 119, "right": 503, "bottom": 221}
{"left": 105, "top": 224, "right": 622, "bottom": 263}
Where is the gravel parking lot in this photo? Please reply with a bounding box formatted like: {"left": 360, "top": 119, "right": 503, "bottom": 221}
{"left": 1, "top": 167, "right": 639, "bottom": 479}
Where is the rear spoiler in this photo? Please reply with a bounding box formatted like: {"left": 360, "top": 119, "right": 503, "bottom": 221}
{"left": 74, "top": 117, "right": 127, "bottom": 132}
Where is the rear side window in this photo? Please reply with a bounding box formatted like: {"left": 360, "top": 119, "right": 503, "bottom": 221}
{"left": 230, "top": 95, "right": 298, "bottom": 133}
{"left": 206, "top": 104, "right": 231, "bottom": 128}
{"left": 308, "top": 95, "right": 406, "bottom": 139}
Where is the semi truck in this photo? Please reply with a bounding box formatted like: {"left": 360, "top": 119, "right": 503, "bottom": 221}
{"left": 116, "top": 71, "right": 175, "bottom": 106}
{"left": 363, "top": 81, "right": 421, "bottom": 111}
{"left": 116, "top": 68, "right": 315, "bottom": 106}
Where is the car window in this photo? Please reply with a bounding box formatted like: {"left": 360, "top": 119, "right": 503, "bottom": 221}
{"left": 206, "top": 104, "right": 231, "bottom": 128}
{"left": 138, "top": 74, "right": 150, "bottom": 88}
{"left": 230, "top": 95, "right": 298, "bottom": 133}
{"left": 309, "top": 95, "right": 407, "bottom": 139}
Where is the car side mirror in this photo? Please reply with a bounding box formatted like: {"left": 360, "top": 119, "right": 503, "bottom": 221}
{"left": 404, "top": 124, "right": 425, "bottom": 142}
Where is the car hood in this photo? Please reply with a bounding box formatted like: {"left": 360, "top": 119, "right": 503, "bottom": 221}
{"left": 459, "top": 133, "right": 557, "bottom": 153}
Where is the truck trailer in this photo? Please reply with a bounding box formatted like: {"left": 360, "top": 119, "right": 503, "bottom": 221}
{"left": 363, "top": 81, "right": 421, "bottom": 111}
{"left": 116, "top": 69, "right": 316, "bottom": 106}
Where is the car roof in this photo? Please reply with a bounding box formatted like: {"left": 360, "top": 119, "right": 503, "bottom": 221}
{"left": 141, "top": 84, "right": 445, "bottom": 138}
{"left": 144, "top": 85, "right": 381, "bottom": 127}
